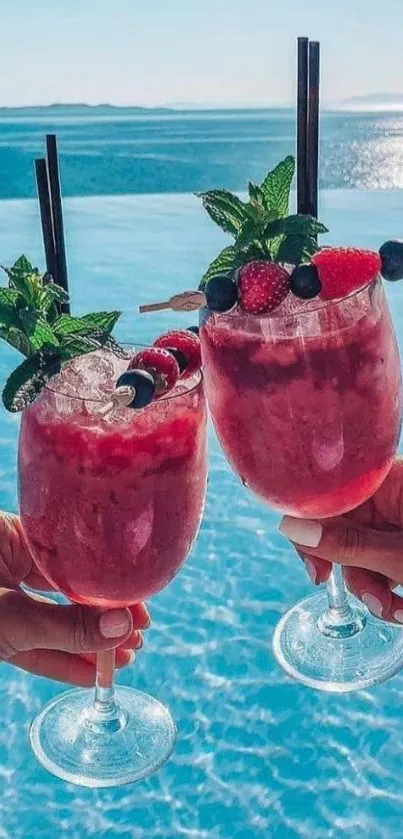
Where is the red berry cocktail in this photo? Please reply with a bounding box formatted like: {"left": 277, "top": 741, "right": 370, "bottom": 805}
{"left": 19, "top": 330, "right": 207, "bottom": 788}
{"left": 193, "top": 157, "right": 403, "bottom": 692}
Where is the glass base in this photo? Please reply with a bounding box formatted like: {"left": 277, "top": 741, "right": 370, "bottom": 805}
{"left": 273, "top": 592, "right": 403, "bottom": 692}
{"left": 30, "top": 686, "right": 177, "bottom": 788}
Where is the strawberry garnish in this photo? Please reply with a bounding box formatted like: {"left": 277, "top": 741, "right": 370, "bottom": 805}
{"left": 312, "top": 248, "right": 381, "bottom": 301}
{"left": 238, "top": 261, "right": 290, "bottom": 314}
{"left": 129, "top": 347, "right": 179, "bottom": 395}
{"left": 154, "top": 330, "right": 201, "bottom": 378}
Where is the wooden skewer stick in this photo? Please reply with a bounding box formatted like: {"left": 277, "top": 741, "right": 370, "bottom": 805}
{"left": 98, "top": 385, "right": 135, "bottom": 418}
{"left": 139, "top": 290, "right": 207, "bottom": 314}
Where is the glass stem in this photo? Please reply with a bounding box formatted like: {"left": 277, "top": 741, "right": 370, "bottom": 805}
{"left": 317, "top": 565, "right": 366, "bottom": 639}
{"left": 95, "top": 649, "right": 117, "bottom": 713}
{"left": 326, "top": 565, "right": 351, "bottom": 615}
{"left": 87, "top": 649, "right": 127, "bottom": 733}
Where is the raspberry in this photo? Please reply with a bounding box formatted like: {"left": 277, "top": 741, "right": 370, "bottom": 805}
{"left": 238, "top": 261, "right": 289, "bottom": 314}
{"left": 312, "top": 248, "right": 381, "bottom": 301}
{"left": 154, "top": 330, "right": 201, "bottom": 378}
{"left": 129, "top": 347, "right": 179, "bottom": 395}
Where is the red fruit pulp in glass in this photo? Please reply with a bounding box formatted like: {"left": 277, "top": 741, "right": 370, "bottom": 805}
{"left": 201, "top": 279, "right": 402, "bottom": 518}
{"left": 19, "top": 373, "right": 207, "bottom": 607}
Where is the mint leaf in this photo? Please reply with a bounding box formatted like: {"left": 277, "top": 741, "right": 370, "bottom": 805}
{"left": 235, "top": 218, "right": 269, "bottom": 252}
{"left": 248, "top": 182, "right": 266, "bottom": 206}
{"left": 276, "top": 235, "right": 319, "bottom": 265}
{"left": 7, "top": 269, "right": 42, "bottom": 308}
{"left": 54, "top": 311, "right": 120, "bottom": 339}
{"left": 259, "top": 156, "right": 295, "bottom": 218}
{"left": 198, "top": 190, "right": 250, "bottom": 236}
{"left": 53, "top": 315, "right": 93, "bottom": 338}
{"left": 199, "top": 246, "right": 238, "bottom": 289}
{"left": 266, "top": 234, "right": 286, "bottom": 261}
{"left": 0, "top": 327, "right": 31, "bottom": 357}
{"left": 37, "top": 283, "right": 70, "bottom": 325}
{"left": 13, "top": 255, "right": 34, "bottom": 274}
{"left": 18, "top": 309, "right": 59, "bottom": 352}
{"left": 0, "top": 301, "right": 23, "bottom": 331}
{"left": 59, "top": 334, "right": 106, "bottom": 361}
{"left": 76, "top": 311, "right": 121, "bottom": 336}
{"left": 0, "top": 291, "right": 32, "bottom": 356}
{"left": 3, "top": 255, "right": 34, "bottom": 281}
{"left": 39, "top": 283, "right": 70, "bottom": 312}
{"left": 2, "top": 351, "right": 61, "bottom": 412}
{"left": 265, "top": 214, "right": 328, "bottom": 238}
{"left": 0, "top": 289, "right": 21, "bottom": 308}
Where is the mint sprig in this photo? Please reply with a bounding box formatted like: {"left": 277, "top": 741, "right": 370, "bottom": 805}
{"left": 0, "top": 256, "right": 122, "bottom": 412}
{"left": 198, "top": 155, "right": 328, "bottom": 288}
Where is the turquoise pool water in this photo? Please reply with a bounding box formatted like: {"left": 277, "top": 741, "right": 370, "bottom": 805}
{"left": 0, "top": 190, "right": 403, "bottom": 837}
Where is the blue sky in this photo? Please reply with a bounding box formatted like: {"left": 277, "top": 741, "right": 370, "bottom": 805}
{"left": 1, "top": 0, "right": 402, "bottom": 107}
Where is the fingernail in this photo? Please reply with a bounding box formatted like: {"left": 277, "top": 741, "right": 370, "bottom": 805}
{"left": 99, "top": 609, "right": 131, "bottom": 638}
{"left": 144, "top": 612, "right": 151, "bottom": 629}
{"left": 304, "top": 558, "right": 318, "bottom": 585}
{"left": 279, "top": 516, "right": 322, "bottom": 548}
{"left": 394, "top": 610, "right": 403, "bottom": 624}
{"left": 119, "top": 651, "right": 135, "bottom": 666}
{"left": 362, "top": 593, "right": 383, "bottom": 618}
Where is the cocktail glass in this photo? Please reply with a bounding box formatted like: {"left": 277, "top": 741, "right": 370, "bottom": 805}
{"left": 200, "top": 276, "right": 403, "bottom": 691}
{"left": 19, "top": 349, "right": 207, "bottom": 786}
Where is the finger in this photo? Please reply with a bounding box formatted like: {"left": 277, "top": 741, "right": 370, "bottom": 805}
{"left": 9, "top": 650, "right": 97, "bottom": 687}
{"left": 0, "top": 514, "right": 33, "bottom": 588}
{"left": 0, "top": 590, "right": 133, "bottom": 659}
{"left": 296, "top": 549, "right": 332, "bottom": 585}
{"left": 118, "top": 630, "right": 144, "bottom": 652}
{"left": 128, "top": 603, "right": 150, "bottom": 630}
{"left": 344, "top": 566, "right": 403, "bottom": 623}
{"left": 344, "top": 567, "right": 392, "bottom": 619}
{"left": 280, "top": 516, "right": 403, "bottom": 583}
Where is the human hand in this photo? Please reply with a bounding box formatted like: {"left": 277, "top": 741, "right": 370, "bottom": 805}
{"left": 0, "top": 513, "right": 150, "bottom": 685}
{"left": 279, "top": 457, "right": 403, "bottom": 623}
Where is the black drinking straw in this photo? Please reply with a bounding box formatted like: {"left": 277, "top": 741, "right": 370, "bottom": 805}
{"left": 34, "top": 157, "right": 56, "bottom": 283}
{"left": 46, "top": 134, "right": 70, "bottom": 313}
{"left": 297, "top": 37, "right": 309, "bottom": 214}
{"left": 307, "top": 41, "right": 320, "bottom": 219}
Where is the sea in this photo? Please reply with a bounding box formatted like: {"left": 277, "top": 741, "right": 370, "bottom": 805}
{"left": 1, "top": 109, "right": 403, "bottom": 839}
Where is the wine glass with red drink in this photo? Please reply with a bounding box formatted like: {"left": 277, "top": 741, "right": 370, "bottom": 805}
{"left": 195, "top": 160, "right": 403, "bottom": 692}
{"left": 17, "top": 326, "right": 207, "bottom": 787}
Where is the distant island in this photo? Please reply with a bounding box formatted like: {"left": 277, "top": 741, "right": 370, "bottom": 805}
{"left": 333, "top": 93, "right": 403, "bottom": 110}
{"left": 1, "top": 98, "right": 403, "bottom": 116}
{"left": 0, "top": 103, "right": 174, "bottom": 116}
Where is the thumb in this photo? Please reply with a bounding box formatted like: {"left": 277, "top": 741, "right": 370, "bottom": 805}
{"left": 0, "top": 590, "right": 133, "bottom": 660}
{"left": 280, "top": 515, "right": 403, "bottom": 583}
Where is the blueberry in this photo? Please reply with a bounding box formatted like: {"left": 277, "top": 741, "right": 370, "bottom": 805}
{"left": 290, "top": 264, "right": 322, "bottom": 299}
{"left": 379, "top": 240, "right": 403, "bottom": 282}
{"left": 187, "top": 325, "right": 199, "bottom": 335}
{"left": 205, "top": 274, "right": 238, "bottom": 313}
{"left": 116, "top": 369, "right": 156, "bottom": 409}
